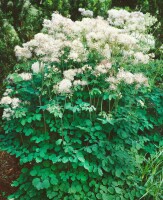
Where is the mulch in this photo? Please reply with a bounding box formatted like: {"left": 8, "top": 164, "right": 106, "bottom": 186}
{"left": 0, "top": 151, "right": 21, "bottom": 200}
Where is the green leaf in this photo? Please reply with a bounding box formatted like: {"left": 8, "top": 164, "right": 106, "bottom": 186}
{"left": 85, "top": 119, "right": 92, "bottom": 127}
{"left": 76, "top": 152, "right": 85, "bottom": 162}
{"left": 24, "top": 128, "right": 33, "bottom": 136}
{"left": 30, "top": 169, "right": 37, "bottom": 176}
{"left": 11, "top": 181, "right": 19, "bottom": 187}
{"left": 42, "top": 179, "right": 50, "bottom": 189}
{"left": 98, "top": 168, "right": 103, "bottom": 176}
{"left": 32, "top": 178, "right": 42, "bottom": 190}
{"left": 56, "top": 139, "right": 62, "bottom": 145}
{"left": 115, "top": 187, "right": 122, "bottom": 194}
{"left": 21, "top": 168, "right": 28, "bottom": 173}
{"left": 34, "top": 114, "right": 42, "bottom": 121}
{"left": 115, "top": 168, "right": 122, "bottom": 178}
{"left": 96, "top": 193, "right": 102, "bottom": 199}
{"left": 62, "top": 157, "right": 69, "bottom": 163}
{"left": 108, "top": 187, "right": 114, "bottom": 194}
{"left": 21, "top": 119, "right": 26, "bottom": 126}
{"left": 36, "top": 157, "right": 42, "bottom": 163}
{"left": 50, "top": 175, "right": 58, "bottom": 185}
{"left": 84, "top": 161, "right": 90, "bottom": 171}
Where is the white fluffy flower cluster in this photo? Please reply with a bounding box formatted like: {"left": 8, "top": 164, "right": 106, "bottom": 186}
{"left": 15, "top": 45, "right": 32, "bottom": 59}
{"left": 19, "top": 73, "right": 32, "bottom": 80}
{"left": 78, "top": 8, "right": 93, "bottom": 17}
{"left": 31, "top": 61, "right": 44, "bottom": 73}
{"left": 108, "top": 9, "right": 157, "bottom": 32}
{"left": 15, "top": 10, "right": 155, "bottom": 65}
{"left": 73, "top": 80, "right": 88, "bottom": 86}
{"left": 2, "top": 108, "right": 14, "bottom": 121}
{"left": 68, "top": 39, "right": 87, "bottom": 62}
{"left": 0, "top": 96, "right": 21, "bottom": 108}
{"left": 134, "top": 52, "right": 150, "bottom": 64}
{"left": 58, "top": 79, "right": 72, "bottom": 93}
{"left": 56, "top": 67, "right": 88, "bottom": 93}
{"left": 0, "top": 96, "right": 21, "bottom": 120}
{"left": 107, "top": 9, "right": 157, "bottom": 54}
{"left": 63, "top": 69, "right": 78, "bottom": 81}
{"left": 12, "top": 10, "right": 152, "bottom": 95}
{"left": 94, "top": 61, "right": 112, "bottom": 75}
{"left": 106, "top": 69, "right": 149, "bottom": 90}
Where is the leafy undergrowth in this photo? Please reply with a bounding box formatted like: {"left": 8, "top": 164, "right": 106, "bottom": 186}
{"left": 0, "top": 151, "right": 21, "bottom": 200}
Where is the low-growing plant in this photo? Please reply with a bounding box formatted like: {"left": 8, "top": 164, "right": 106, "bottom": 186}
{"left": 141, "top": 148, "right": 163, "bottom": 200}
{"left": 0, "top": 9, "right": 162, "bottom": 200}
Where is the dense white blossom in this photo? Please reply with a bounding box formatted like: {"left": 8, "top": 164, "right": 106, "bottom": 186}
{"left": 68, "top": 39, "right": 87, "bottom": 62}
{"left": 15, "top": 10, "right": 155, "bottom": 64}
{"left": 79, "top": 8, "right": 93, "bottom": 17}
{"left": 107, "top": 9, "right": 156, "bottom": 53}
{"left": 2, "top": 108, "right": 14, "bottom": 120}
{"left": 94, "top": 61, "right": 112, "bottom": 75}
{"left": 19, "top": 73, "right": 32, "bottom": 80}
{"left": 117, "top": 69, "right": 134, "bottom": 84}
{"left": 63, "top": 69, "right": 78, "bottom": 81}
{"left": 11, "top": 98, "right": 21, "bottom": 109}
{"left": 15, "top": 45, "right": 32, "bottom": 59}
{"left": 0, "top": 96, "right": 12, "bottom": 105}
{"left": 0, "top": 96, "right": 21, "bottom": 109}
{"left": 58, "top": 79, "right": 72, "bottom": 93}
{"left": 12, "top": 10, "right": 152, "bottom": 95}
{"left": 73, "top": 80, "right": 88, "bottom": 86}
{"left": 134, "top": 52, "right": 150, "bottom": 64}
{"left": 106, "top": 69, "right": 149, "bottom": 90}
{"left": 31, "top": 62, "right": 44, "bottom": 73}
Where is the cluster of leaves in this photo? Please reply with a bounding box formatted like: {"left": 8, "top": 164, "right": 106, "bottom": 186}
{"left": 0, "top": 57, "right": 162, "bottom": 199}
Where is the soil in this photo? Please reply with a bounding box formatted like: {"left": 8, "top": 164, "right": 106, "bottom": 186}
{"left": 0, "top": 151, "right": 21, "bottom": 200}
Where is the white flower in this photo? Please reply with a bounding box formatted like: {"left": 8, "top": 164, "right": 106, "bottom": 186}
{"left": 63, "top": 69, "right": 78, "bottom": 81}
{"left": 79, "top": 8, "right": 93, "bottom": 17}
{"left": 31, "top": 62, "right": 44, "bottom": 73}
{"left": 95, "top": 65, "right": 108, "bottom": 74}
{"left": 15, "top": 45, "right": 32, "bottom": 59}
{"left": 19, "top": 73, "right": 32, "bottom": 80}
{"left": 117, "top": 69, "right": 134, "bottom": 84}
{"left": 58, "top": 79, "right": 72, "bottom": 93}
{"left": 82, "top": 10, "right": 93, "bottom": 18}
{"left": 2, "top": 108, "right": 14, "bottom": 120}
{"left": 0, "top": 96, "right": 12, "bottom": 105}
{"left": 11, "top": 98, "right": 21, "bottom": 109}
{"left": 134, "top": 73, "right": 149, "bottom": 86}
{"left": 138, "top": 100, "right": 145, "bottom": 107}
{"left": 78, "top": 8, "right": 85, "bottom": 13}
{"left": 106, "top": 76, "right": 117, "bottom": 84}
{"left": 0, "top": 96, "right": 21, "bottom": 108}
{"left": 3, "top": 89, "right": 12, "bottom": 96}
{"left": 134, "top": 52, "right": 150, "bottom": 64}
{"left": 73, "top": 80, "right": 88, "bottom": 86}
